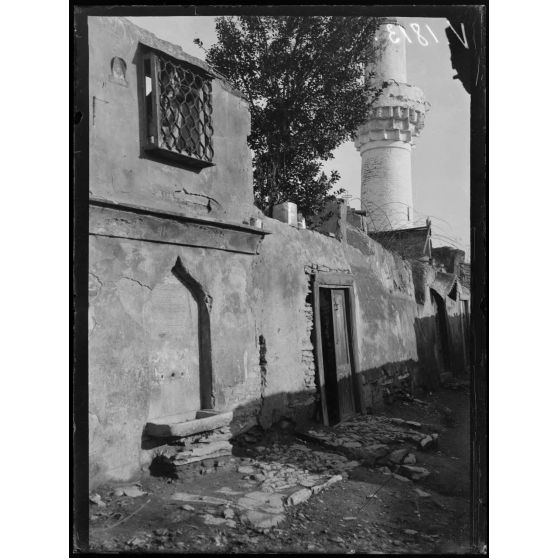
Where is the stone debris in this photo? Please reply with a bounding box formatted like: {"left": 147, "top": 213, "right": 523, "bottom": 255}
{"left": 311, "top": 474, "right": 343, "bottom": 495}
{"left": 179, "top": 504, "right": 195, "bottom": 511}
{"left": 233, "top": 445, "right": 352, "bottom": 498}
{"left": 398, "top": 465, "right": 430, "bottom": 481}
{"left": 147, "top": 425, "right": 234, "bottom": 475}
{"left": 126, "top": 535, "right": 150, "bottom": 547}
{"left": 89, "top": 493, "right": 106, "bottom": 507}
{"left": 388, "top": 448, "right": 409, "bottom": 464}
{"left": 223, "top": 507, "right": 235, "bottom": 519}
{"left": 238, "top": 465, "right": 256, "bottom": 475}
{"left": 248, "top": 441, "right": 361, "bottom": 479}
{"left": 237, "top": 491, "right": 286, "bottom": 531}
{"left": 173, "top": 440, "right": 233, "bottom": 465}
{"left": 403, "top": 453, "right": 417, "bottom": 465}
{"left": 302, "top": 415, "right": 439, "bottom": 451}
{"left": 392, "top": 473, "right": 412, "bottom": 483}
{"left": 202, "top": 514, "right": 236, "bottom": 527}
{"left": 286, "top": 488, "right": 312, "bottom": 506}
{"left": 414, "top": 488, "right": 431, "bottom": 498}
{"left": 242, "top": 509, "right": 285, "bottom": 530}
{"left": 114, "top": 485, "right": 147, "bottom": 498}
{"left": 237, "top": 491, "right": 285, "bottom": 513}
{"left": 297, "top": 413, "right": 442, "bottom": 476}
{"left": 419, "top": 433, "right": 439, "bottom": 450}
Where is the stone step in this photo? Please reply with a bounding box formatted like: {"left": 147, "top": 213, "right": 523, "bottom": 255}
{"left": 145, "top": 410, "right": 233, "bottom": 438}
{"left": 174, "top": 440, "right": 232, "bottom": 460}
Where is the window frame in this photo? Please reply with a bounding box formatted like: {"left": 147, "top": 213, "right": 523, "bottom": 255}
{"left": 139, "top": 46, "right": 215, "bottom": 170}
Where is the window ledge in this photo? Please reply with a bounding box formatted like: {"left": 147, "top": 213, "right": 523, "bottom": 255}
{"left": 144, "top": 145, "right": 215, "bottom": 170}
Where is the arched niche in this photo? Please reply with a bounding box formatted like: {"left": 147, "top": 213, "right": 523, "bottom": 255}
{"left": 171, "top": 256, "right": 214, "bottom": 410}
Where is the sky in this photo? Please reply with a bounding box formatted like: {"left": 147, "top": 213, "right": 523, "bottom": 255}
{"left": 127, "top": 16, "right": 470, "bottom": 257}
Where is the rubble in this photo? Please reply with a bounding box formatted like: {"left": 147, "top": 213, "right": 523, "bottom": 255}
{"left": 403, "top": 453, "right": 417, "bottom": 465}
{"left": 387, "top": 448, "right": 409, "bottom": 464}
{"left": 392, "top": 473, "right": 412, "bottom": 483}
{"left": 147, "top": 424, "right": 235, "bottom": 479}
{"left": 311, "top": 475, "right": 343, "bottom": 494}
{"left": 419, "top": 433, "right": 439, "bottom": 451}
{"left": 113, "top": 485, "right": 147, "bottom": 498}
{"left": 242, "top": 509, "right": 285, "bottom": 531}
{"left": 89, "top": 493, "right": 106, "bottom": 507}
{"left": 296, "top": 413, "right": 442, "bottom": 478}
{"left": 202, "top": 514, "right": 236, "bottom": 527}
{"left": 223, "top": 507, "right": 235, "bottom": 520}
{"left": 237, "top": 491, "right": 286, "bottom": 531}
{"left": 286, "top": 488, "right": 312, "bottom": 506}
{"left": 398, "top": 465, "right": 430, "bottom": 481}
{"left": 173, "top": 440, "right": 233, "bottom": 465}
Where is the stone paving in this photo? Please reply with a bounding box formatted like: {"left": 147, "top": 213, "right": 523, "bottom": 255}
{"left": 297, "top": 413, "right": 442, "bottom": 463}
{"left": 91, "top": 410, "right": 447, "bottom": 534}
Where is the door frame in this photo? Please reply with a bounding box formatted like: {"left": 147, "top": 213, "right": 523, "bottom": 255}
{"left": 311, "top": 272, "right": 363, "bottom": 426}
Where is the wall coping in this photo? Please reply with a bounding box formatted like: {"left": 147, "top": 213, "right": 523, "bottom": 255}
{"left": 89, "top": 196, "right": 271, "bottom": 236}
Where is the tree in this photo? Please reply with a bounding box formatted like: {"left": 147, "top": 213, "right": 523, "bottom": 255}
{"left": 197, "top": 16, "right": 380, "bottom": 216}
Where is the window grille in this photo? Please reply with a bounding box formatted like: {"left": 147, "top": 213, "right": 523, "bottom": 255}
{"left": 141, "top": 48, "right": 214, "bottom": 168}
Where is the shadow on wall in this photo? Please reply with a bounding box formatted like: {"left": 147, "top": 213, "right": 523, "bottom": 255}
{"left": 141, "top": 357, "right": 426, "bottom": 453}
{"left": 229, "top": 357, "right": 434, "bottom": 433}
{"left": 414, "top": 313, "right": 470, "bottom": 390}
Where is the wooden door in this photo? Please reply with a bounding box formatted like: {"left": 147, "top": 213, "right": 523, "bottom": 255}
{"left": 331, "top": 289, "right": 355, "bottom": 420}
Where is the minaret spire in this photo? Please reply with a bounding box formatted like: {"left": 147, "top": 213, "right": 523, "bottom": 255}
{"left": 355, "top": 18, "right": 428, "bottom": 231}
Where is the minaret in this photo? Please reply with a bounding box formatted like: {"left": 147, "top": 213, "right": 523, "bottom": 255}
{"left": 355, "top": 19, "right": 428, "bottom": 231}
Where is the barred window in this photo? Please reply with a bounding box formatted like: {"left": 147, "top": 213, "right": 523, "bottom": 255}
{"left": 141, "top": 47, "right": 214, "bottom": 169}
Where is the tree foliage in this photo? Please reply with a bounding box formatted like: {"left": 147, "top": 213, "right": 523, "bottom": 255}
{"left": 200, "top": 16, "right": 379, "bottom": 216}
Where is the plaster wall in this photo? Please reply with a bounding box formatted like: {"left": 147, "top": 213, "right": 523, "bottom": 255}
{"left": 88, "top": 217, "right": 422, "bottom": 487}
{"left": 88, "top": 233, "right": 262, "bottom": 486}
{"left": 88, "top": 17, "right": 255, "bottom": 223}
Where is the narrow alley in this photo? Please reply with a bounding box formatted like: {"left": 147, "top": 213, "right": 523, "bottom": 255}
{"left": 89, "top": 380, "right": 470, "bottom": 554}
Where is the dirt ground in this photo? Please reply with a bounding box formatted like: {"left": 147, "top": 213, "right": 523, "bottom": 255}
{"left": 89, "top": 385, "right": 471, "bottom": 554}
